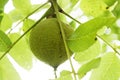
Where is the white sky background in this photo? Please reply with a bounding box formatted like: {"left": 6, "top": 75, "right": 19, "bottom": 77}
{"left": 4, "top": 0, "right": 90, "bottom": 80}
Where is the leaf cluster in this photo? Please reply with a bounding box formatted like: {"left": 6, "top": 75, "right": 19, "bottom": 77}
{"left": 0, "top": 0, "right": 120, "bottom": 80}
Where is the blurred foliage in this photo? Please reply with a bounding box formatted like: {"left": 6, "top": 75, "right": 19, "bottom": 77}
{"left": 0, "top": 0, "right": 120, "bottom": 80}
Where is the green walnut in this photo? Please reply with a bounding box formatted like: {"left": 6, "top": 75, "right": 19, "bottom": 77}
{"left": 29, "top": 18, "right": 73, "bottom": 68}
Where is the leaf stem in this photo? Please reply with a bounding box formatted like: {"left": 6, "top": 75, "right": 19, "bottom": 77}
{"left": 7, "top": 1, "right": 49, "bottom": 34}
{"left": 50, "top": 0, "right": 77, "bottom": 80}
{"left": 54, "top": 67, "right": 57, "bottom": 79}
{"left": 96, "top": 34, "right": 120, "bottom": 55}
{"left": 61, "top": 10, "right": 81, "bottom": 24}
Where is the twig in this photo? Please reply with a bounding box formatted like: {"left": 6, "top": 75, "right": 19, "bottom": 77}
{"left": 54, "top": 67, "right": 57, "bottom": 79}
{"left": 61, "top": 10, "right": 81, "bottom": 24}
{"left": 97, "top": 34, "right": 120, "bottom": 55}
{"left": 0, "top": 4, "right": 51, "bottom": 60}
{"left": 8, "top": 1, "right": 49, "bottom": 34}
{"left": 50, "top": 0, "right": 77, "bottom": 80}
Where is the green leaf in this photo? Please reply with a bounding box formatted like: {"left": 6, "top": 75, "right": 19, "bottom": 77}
{"left": 0, "top": 0, "right": 8, "bottom": 9}
{"left": 22, "top": 19, "right": 35, "bottom": 42}
{"left": 70, "top": 20, "right": 77, "bottom": 29}
{"left": 110, "top": 24, "right": 120, "bottom": 40}
{"left": 57, "top": 0, "right": 79, "bottom": 12}
{"left": 57, "top": 70, "right": 73, "bottom": 80}
{"left": 9, "top": 33, "right": 33, "bottom": 70}
{"left": 68, "top": 29, "right": 95, "bottom": 53}
{"left": 67, "top": 17, "right": 116, "bottom": 52}
{"left": 0, "top": 9, "right": 3, "bottom": 22}
{"left": 0, "top": 13, "right": 12, "bottom": 31}
{"left": 8, "top": 9, "right": 24, "bottom": 22}
{"left": 0, "top": 16, "right": 3, "bottom": 22}
{"left": 12, "top": 0, "right": 32, "bottom": 15}
{"left": 0, "top": 0, "right": 8, "bottom": 22}
{"left": 0, "top": 57, "right": 21, "bottom": 80}
{"left": 0, "top": 12, "right": 3, "bottom": 22}
{"left": 80, "top": 0, "right": 108, "bottom": 17}
{"left": 22, "top": 19, "right": 35, "bottom": 32}
{"left": 0, "top": 71, "right": 2, "bottom": 80}
{"left": 112, "top": 1, "right": 120, "bottom": 18}
{"left": 90, "top": 53, "right": 120, "bottom": 80}
{"left": 0, "top": 30, "right": 12, "bottom": 52}
{"left": 77, "top": 58, "right": 101, "bottom": 79}
{"left": 75, "top": 41, "right": 101, "bottom": 63}
{"left": 97, "top": 26, "right": 107, "bottom": 36}
{"left": 102, "top": 0, "right": 117, "bottom": 6}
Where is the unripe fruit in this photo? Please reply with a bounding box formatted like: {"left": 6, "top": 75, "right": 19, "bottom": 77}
{"left": 29, "top": 18, "right": 73, "bottom": 68}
